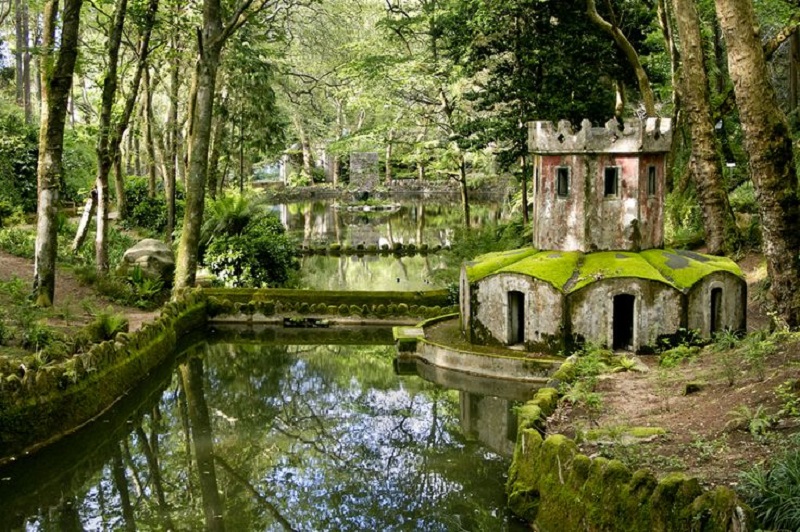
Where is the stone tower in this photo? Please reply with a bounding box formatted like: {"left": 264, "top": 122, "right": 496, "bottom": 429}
{"left": 529, "top": 117, "right": 672, "bottom": 252}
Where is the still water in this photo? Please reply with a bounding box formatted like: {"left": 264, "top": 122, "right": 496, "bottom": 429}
{"left": 0, "top": 329, "right": 531, "bottom": 531}
{"left": 274, "top": 200, "right": 509, "bottom": 291}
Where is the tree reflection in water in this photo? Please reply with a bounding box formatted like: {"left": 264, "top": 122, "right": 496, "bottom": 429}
{"left": 2, "top": 342, "right": 527, "bottom": 531}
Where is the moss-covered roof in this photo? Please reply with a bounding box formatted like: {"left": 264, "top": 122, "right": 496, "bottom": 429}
{"left": 466, "top": 247, "right": 743, "bottom": 294}
{"left": 497, "top": 251, "right": 582, "bottom": 291}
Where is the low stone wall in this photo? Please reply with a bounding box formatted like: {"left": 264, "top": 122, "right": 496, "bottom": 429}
{"left": 0, "top": 291, "right": 207, "bottom": 464}
{"left": 413, "top": 341, "right": 556, "bottom": 382}
{"left": 507, "top": 385, "right": 754, "bottom": 531}
{"left": 299, "top": 242, "right": 447, "bottom": 257}
{"left": 204, "top": 288, "right": 455, "bottom": 322}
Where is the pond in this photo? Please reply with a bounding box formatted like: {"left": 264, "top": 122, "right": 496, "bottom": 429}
{"left": 0, "top": 328, "right": 532, "bottom": 531}
{"left": 274, "top": 200, "right": 509, "bottom": 291}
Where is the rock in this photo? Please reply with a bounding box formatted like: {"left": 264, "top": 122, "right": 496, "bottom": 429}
{"left": 684, "top": 381, "right": 705, "bottom": 395}
{"left": 119, "top": 239, "right": 175, "bottom": 285}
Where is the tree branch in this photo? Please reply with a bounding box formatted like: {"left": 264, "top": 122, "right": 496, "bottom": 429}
{"left": 586, "top": 0, "right": 656, "bottom": 116}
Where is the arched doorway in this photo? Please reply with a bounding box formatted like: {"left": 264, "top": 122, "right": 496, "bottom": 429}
{"left": 508, "top": 291, "right": 525, "bottom": 345}
{"left": 613, "top": 294, "right": 635, "bottom": 350}
{"left": 710, "top": 287, "right": 723, "bottom": 334}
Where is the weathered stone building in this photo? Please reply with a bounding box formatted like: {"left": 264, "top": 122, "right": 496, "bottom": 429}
{"left": 460, "top": 118, "right": 746, "bottom": 353}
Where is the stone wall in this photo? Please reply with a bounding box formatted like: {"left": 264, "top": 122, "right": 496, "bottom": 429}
{"left": 568, "top": 278, "right": 684, "bottom": 351}
{"left": 687, "top": 272, "right": 747, "bottom": 336}
{"left": 350, "top": 152, "right": 379, "bottom": 190}
{"left": 533, "top": 153, "right": 665, "bottom": 252}
{"left": 471, "top": 273, "right": 564, "bottom": 351}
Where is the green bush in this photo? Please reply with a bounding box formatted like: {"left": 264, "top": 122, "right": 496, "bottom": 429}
{"left": 739, "top": 443, "right": 800, "bottom": 531}
{"left": 0, "top": 103, "right": 38, "bottom": 212}
{"left": 204, "top": 209, "right": 299, "bottom": 288}
{"left": 121, "top": 176, "right": 184, "bottom": 233}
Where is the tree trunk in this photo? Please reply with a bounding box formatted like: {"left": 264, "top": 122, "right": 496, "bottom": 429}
{"left": 207, "top": 99, "right": 227, "bottom": 199}
{"left": 34, "top": 0, "right": 82, "bottom": 306}
{"left": 175, "top": 30, "right": 222, "bottom": 289}
{"left": 15, "top": 0, "right": 24, "bottom": 107}
{"left": 458, "top": 155, "right": 470, "bottom": 229}
{"left": 791, "top": 31, "right": 800, "bottom": 116}
{"left": 587, "top": 0, "right": 656, "bottom": 116}
{"left": 165, "top": 35, "right": 180, "bottom": 242}
{"left": 71, "top": 190, "right": 95, "bottom": 252}
{"left": 385, "top": 129, "right": 394, "bottom": 184}
{"left": 107, "top": 0, "right": 158, "bottom": 221}
{"left": 715, "top": 0, "right": 800, "bottom": 326}
{"left": 520, "top": 155, "right": 529, "bottom": 226}
{"left": 673, "top": 0, "right": 738, "bottom": 255}
{"left": 144, "top": 66, "right": 157, "bottom": 198}
{"left": 22, "top": 1, "right": 31, "bottom": 122}
{"left": 93, "top": 0, "right": 127, "bottom": 274}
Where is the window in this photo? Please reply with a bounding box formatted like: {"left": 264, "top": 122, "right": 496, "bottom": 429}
{"left": 604, "top": 166, "right": 619, "bottom": 197}
{"left": 556, "top": 167, "right": 569, "bottom": 197}
{"left": 647, "top": 166, "right": 657, "bottom": 196}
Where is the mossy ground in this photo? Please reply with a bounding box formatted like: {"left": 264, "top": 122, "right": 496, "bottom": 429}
{"left": 546, "top": 333, "right": 800, "bottom": 491}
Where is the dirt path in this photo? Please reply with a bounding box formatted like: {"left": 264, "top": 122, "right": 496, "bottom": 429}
{"left": 0, "top": 250, "right": 157, "bottom": 332}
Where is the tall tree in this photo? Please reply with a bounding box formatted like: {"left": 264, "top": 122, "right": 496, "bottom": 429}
{"left": 33, "top": 0, "right": 83, "bottom": 306}
{"left": 714, "top": 0, "right": 800, "bottom": 326}
{"left": 93, "top": 0, "right": 129, "bottom": 273}
{"left": 672, "top": 0, "right": 738, "bottom": 255}
{"left": 175, "top": 0, "right": 299, "bottom": 288}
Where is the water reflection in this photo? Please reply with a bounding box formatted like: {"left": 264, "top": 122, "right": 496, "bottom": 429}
{"left": 275, "top": 200, "right": 509, "bottom": 291}
{"left": 0, "top": 340, "right": 527, "bottom": 531}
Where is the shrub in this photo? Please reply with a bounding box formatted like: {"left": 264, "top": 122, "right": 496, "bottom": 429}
{"left": 739, "top": 444, "right": 800, "bottom": 531}
{"left": 121, "top": 176, "right": 184, "bottom": 233}
{"left": 84, "top": 309, "right": 129, "bottom": 342}
{"left": 204, "top": 212, "right": 299, "bottom": 288}
{"left": 0, "top": 103, "right": 38, "bottom": 212}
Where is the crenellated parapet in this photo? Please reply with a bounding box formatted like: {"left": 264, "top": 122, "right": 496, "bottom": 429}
{"left": 529, "top": 117, "right": 672, "bottom": 154}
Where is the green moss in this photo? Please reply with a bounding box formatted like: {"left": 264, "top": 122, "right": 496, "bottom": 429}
{"left": 499, "top": 250, "right": 582, "bottom": 290}
{"left": 465, "top": 247, "right": 538, "bottom": 282}
{"left": 629, "top": 426, "right": 666, "bottom": 438}
{"left": 689, "top": 487, "right": 754, "bottom": 532}
{"left": 552, "top": 361, "right": 576, "bottom": 383}
{"left": 467, "top": 247, "right": 744, "bottom": 294}
{"left": 571, "top": 251, "right": 667, "bottom": 292}
{"left": 641, "top": 249, "right": 743, "bottom": 290}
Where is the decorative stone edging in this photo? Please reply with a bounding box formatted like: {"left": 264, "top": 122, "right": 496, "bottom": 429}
{"left": 0, "top": 291, "right": 208, "bottom": 465}
{"left": 394, "top": 314, "right": 561, "bottom": 382}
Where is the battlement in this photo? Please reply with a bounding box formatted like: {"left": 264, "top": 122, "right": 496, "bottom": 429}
{"left": 529, "top": 117, "right": 672, "bottom": 154}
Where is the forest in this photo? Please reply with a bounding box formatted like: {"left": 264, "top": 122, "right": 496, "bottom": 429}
{"left": 0, "top": 0, "right": 796, "bottom": 322}
{"left": 1, "top": 0, "right": 800, "bottom": 529}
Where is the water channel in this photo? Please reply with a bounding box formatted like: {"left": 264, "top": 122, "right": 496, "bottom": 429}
{"left": 0, "top": 328, "right": 533, "bottom": 531}
{"left": 0, "top": 196, "right": 526, "bottom": 530}
{"left": 275, "top": 199, "right": 509, "bottom": 291}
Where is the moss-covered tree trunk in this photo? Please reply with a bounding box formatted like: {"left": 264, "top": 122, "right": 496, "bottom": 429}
{"left": 165, "top": 34, "right": 181, "bottom": 242}
{"left": 673, "top": 0, "right": 738, "bottom": 255}
{"left": 176, "top": 54, "right": 219, "bottom": 289}
{"left": 715, "top": 0, "right": 800, "bottom": 326}
{"left": 94, "top": 0, "right": 127, "bottom": 274}
{"left": 33, "top": 0, "right": 82, "bottom": 306}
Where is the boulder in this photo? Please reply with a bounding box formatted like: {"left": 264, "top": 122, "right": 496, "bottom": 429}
{"left": 119, "top": 239, "right": 174, "bottom": 285}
